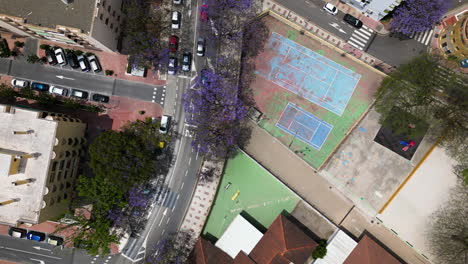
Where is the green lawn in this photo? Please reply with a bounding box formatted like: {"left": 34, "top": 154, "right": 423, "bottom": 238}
{"left": 202, "top": 151, "right": 300, "bottom": 239}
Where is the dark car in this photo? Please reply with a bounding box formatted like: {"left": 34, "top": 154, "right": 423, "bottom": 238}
{"left": 182, "top": 52, "right": 192, "bottom": 72}
{"left": 26, "top": 231, "right": 46, "bottom": 242}
{"left": 9, "top": 227, "right": 27, "bottom": 238}
{"left": 31, "top": 82, "right": 50, "bottom": 92}
{"left": 77, "top": 55, "right": 91, "bottom": 72}
{"left": 71, "top": 89, "right": 89, "bottom": 99}
{"left": 343, "top": 14, "right": 363, "bottom": 28}
{"left": 168, "top": 57, "right": 178, "bottom": 75}
{"left": 169, "top": 35, "right": 179, "bottom": 53}
{"left": 66, "top": 51, "right": 79, "bottom": 69}
{"left": 45, "top": 49, "right": 58, "bottom": 65}
{"left": 92, "top": 93, "right": 110, "bottom": 103}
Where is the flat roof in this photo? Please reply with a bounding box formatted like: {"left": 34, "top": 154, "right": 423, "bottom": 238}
{"left": 0, "top": 105, "right": 57, "bottom": 225}
{"left": 0, "top": 0, "right": 96, "bottom": 32}
{"left": 215, "top": 214, "right": 264, "bottom": 259}
{"left": 314, "top": 230, "right": 358, "bottom": 264}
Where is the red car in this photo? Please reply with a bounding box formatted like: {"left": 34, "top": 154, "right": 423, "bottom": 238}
{"left": 200, "top": 4, "right": 208, "bottom": 21}
{"left": 169, "top": 35, "right": 179, "bottom": 53}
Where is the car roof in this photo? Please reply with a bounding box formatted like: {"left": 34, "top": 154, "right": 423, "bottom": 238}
{"left": 325, "top": 3, "right": 335, "bottom": 8}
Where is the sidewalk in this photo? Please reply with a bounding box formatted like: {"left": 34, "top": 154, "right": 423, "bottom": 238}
{"left": 180, "top": 160, "right": 224, "bottom": 236}
{"left": 262, "top": 0, "right": 395, "bottom": 74}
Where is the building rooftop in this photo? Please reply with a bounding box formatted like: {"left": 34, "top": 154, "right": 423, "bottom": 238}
{"left": 215, "top": 215, "right": 264, "bottom": 259}
{"left": 0, "top": 105, "right": 57, "bottom": 225}
{"left": 314, "top": 230, "right": 358, "bottom": 264}
{"left": 0, "top": 0, "right": 96, "bottom": 32}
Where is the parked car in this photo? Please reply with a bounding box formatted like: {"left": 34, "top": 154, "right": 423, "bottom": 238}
{"left": 159, "top": 115, "right": 171, "bottom": 134}
{"left": 169, "top": 35, "right": 179, "bottom": 53}
{"left": 45, "top": 49, "right": 58, "bottom": 65}
{"left": 196, "top": 38, "right": 205, "bottom": 56}
{"left": 200, "top": 69, "right": 209, "bottom": 85}
{"left": 87, "top": 55, "right": 102, "bottom": 73}
{"left": 66, "top": 51, "right": 79, "bottom": 69}
{"left": 77, "top": 55, "right": 91, "bottom": 72}
{"left": 171, "top": 11, "right": 181, "bottom": 29}
{"left": 9, "top": 227, "right": 27, "bottom": 238}
{"left": 49, "top": 86, "right": 69, "bottom": 96}
{"left": 200, "top": 3, "right": 208, "bottom": 21}
{"left": 46, "top": 235, "right": 64, "bottom": 246}
{"left": 54, "top": 48, "right": 67, "bottom": 65}
{"left": 71, "top": 89, "right": 89, "bottom": 99}
{"left": 168, "top": 57, "right": 178, "bottom": 75}
{"left": 31, "top": 82, "right": 50, "bottom": 92}
{"left": 173, "top": 0, "right": 182, "bottom": 4}
{"left": 343, "top": 14, "right": 363, "bottom": 28}
{"left": 92, "top": 93, "right": 110, "bottom": 103}
{"left": 323, "top": 3, "right": 338, "bottom": 15}
{"left": 11, "top": 79, "right": 29, "bottom": 88}
{"left": 26, "top": 231, "right": 45, "bottom": 242}
{"left": 182, "top": 52, "right": 192, "bottom": 72}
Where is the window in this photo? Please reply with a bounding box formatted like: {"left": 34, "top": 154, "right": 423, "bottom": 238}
{"left": 117, "top": 15, "right": 120, "bottom": 21}
{"left": 52, "top": 185, "right": 57, "bottom": 192}
{"left": 107, "top": 6, "right": 111, "bottom": 12}
{"left": 99, "top": 14, "right": 103, "bottom": 20}
{"left": 112, "top": 10, "right": 116, "bottom": 17}
{"left": 105, "top": 18, "right": 109, "bottom": 25}
{"left": 64, "top": 170, "right": 68, "bottom": 179}
{"left": 57, "top": 171, "right": 62, "bottom": 181}
{"left": 66, "top": 159, "right": 72, "bottom": 169}
{"left": 49, "top": 198, "right": 55, "bottom": 206}
{"left": 66, "top": 182, "right": 71, "bottom": 189}
{"left": 49, "top": 172, "right": 55, "bottom": 183}
{"left": 115, "top": 27, "right": 119, "bottom": 33}
{"left": 59, "top": 160, "right": 65, "bottom": 170}
{"left": 102, "top": 0, "right": 106, "bottom": 7}
{"left": 51, "top": 161, "right": 58, "bottom": 171}
{"left": 64, "top": 194, "right": 68, "bottom": 200}
{"left": 110, "top": 23, "right": 113, "bottom": 29}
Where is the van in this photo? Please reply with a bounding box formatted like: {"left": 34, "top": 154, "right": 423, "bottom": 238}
{"left": 159, "top": 115, "right": 171, "bottom": 134}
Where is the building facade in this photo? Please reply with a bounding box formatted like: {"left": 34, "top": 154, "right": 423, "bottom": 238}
{"left": 438, "top": 10, "right": 468, "bottom": 61}
{"left": 0, "top": 0, "right": 123, "bottom": 52}
{"left": 340, "top": 0, "right": 404, "bottom": 21}
{"left": 0, "top": 105, "right": 86, "bottom": 226}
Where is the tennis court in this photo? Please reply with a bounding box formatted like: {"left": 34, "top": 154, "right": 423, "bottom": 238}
{"left": 263, "top": 32, "right": 361, "bottom": 116}
{"left": 276, "top": 103, "right": 333, "bottom": 150}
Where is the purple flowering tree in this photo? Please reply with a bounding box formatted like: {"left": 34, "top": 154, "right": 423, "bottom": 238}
{"left": 183, "top": 70, "right": 251, "bottom": 158}
{"left": 146, "top": 231, "right": 195, "bottom": 264}
{"left": 390, "top": 0, "right": 450, "bottom": 35}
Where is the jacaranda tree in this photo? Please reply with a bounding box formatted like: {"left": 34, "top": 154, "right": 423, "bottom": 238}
{"left": 390, "top": 0, "right": 450, "bottom": 35}
{"left": 183, "top": 70, "right": 251, "bottom": 158}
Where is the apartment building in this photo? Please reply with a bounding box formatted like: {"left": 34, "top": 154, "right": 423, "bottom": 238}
{"left": 439, "top": 10, "right": 468, "bottom": 60}
{"left": 0, "top": 0, "right": 123, "bottom": 52}
{"left": 340, "top": 0, "right": 404, "bottom": 21}
{"left": 0, "top": 105, "right": 86, "bottom": 226}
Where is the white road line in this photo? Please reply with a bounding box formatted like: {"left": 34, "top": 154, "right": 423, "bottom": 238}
{"left": 196, "top": 149, "right": 199, "bottom": 160}
{"left": 349, "top": 36, "right": 366, "bottom": 46}
{"left": 424, "top": 30, "right": 434, "bottom": 45}
{"left": 180, "top": 182, "right": 185, "bottom": 190}
{"left": 162, "top": 229, "right": 166, "bottom": 235}
{"left": 4, "top": 247, "right": 62, "bottom": 259}
{"left": 185, "top": 170, "right": 188, "bottom": 177}
{"left": 350, "top": 33, "right": 369, "bottom": 43}
{"left": 188, "top": 157, "right": 192, "bottom": 164}
{"left": 358, "top": 29, "right": 372, "bottom": 36}
{"left": 348, "top": 41, "right": 364, "bottom": 50}
{"left": 158, "top": 217, "right": 164, "bottom": 227}
{"left": 354, "top": 30, "right": 371, "bottom": 39}
{"left": 362, "top": 25, "right": 369, "bottom": 30}
{"left": 166, "top": 217, "right": 171, "bottom": 224}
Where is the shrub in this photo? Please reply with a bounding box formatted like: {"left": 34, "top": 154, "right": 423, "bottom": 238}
{"left": 39, "top": 44, "right": 50, "bottom": 50}
{"left": 311, "top": 240, "right": 327, "bottom": 259}
{"left": 138, "top": 110, "right": 145, "bottom": 115}
{"left": 105, "top": 70, "right": 114, "bottom": 76}
{"left": 74, "top": 50, "right": 84, "bottom": 56}
{"left": 85, "top": 52, "right": 95, "bottom": 57}
{"left": 40, "top": 57, "right": 47, "bottom": 63}
{"left": 10, "top": 49, "right": 18, "bottom": 57}
{"left": 14, "top": 41, "right": 24, "bottom": 47}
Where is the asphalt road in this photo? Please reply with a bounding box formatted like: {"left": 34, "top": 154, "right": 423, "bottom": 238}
{"left": 275, "top": 0, "right": 434, "bottom": 66}
{"left": 0, "top": 58, "right": 165, "bottom": 103}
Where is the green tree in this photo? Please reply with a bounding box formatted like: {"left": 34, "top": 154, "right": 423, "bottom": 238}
{"left": 0, "top": 84, "right": 18, "bottom": 102}
{"left": 311, "top": 240, "right": 327, "bottom": 259}
{"left": 27, "top": 54, "right": 41, "bottom": 64}
{"left": 375, "top": 54, "right": 468, "bottom": 163}
{"left": 427, "top": 184, "right": 468, "bottom": 264}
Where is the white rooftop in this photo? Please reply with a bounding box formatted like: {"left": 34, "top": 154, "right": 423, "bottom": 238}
{"left": 313, "top": 230, "right": 358, "bottom": 264}
{"left": 0, "top": 105, "right": 57, "bottom": 225}
{"left": 215, "top": 214, "right": 264, "bottom": 259}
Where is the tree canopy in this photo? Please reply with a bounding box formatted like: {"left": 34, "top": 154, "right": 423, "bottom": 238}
{"left": 390, "top": 0, "right": 450, "bottom": 35}
{"left": 427, "top": 184, "right": 468, "bottom": 264}
{"left": 146, "top": 231, "right": 195, "bottom": 264}
{"left": 374, "top": 54, "right": 468, "bottom": 169}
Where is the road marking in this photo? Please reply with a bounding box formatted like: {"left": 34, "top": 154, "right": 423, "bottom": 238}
{"left": 55, "top": 75, "right": 74, "bottom": 80}
{"left": 162, "top": 229, "right": 166, "bottom": 235}
{"left": 32, "top": 246, "right": 51, "bottom": 251}
{"left": 30, "top": 259, "right": 45, "bottom": 264}
{"left": 185, "top": 170, "right": 188, "bottom": 177}
{"left": 180, "top": 182, "right": 185, "bottom": 190}
{"left": 189, "top": 157, "right": 192, "bottom": 164}
{"left": 167, "top": 217, "right": 171, "bottom": 224}
{"left": 4, "top": 247, "right": 62, "bottom": 259}
{"left": 163, "top": 208, "right": 168, "bottom": 215}
{"left": 158, "top": 217, "right": 164, "bottom": 227}
{"left": 196, "top": 149, "right": 199, "bottom": 160}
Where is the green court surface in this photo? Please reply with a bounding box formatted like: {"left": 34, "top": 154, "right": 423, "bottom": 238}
{"left": 202, "top": 152, "right": 300, "bottom": 240}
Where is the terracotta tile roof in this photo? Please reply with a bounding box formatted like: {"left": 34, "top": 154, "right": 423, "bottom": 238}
{"left": 344, "top": 235, "right": 402, "bottom": 264}
{"left": 233, "top": 251, "right": 256, "bottom": 264}
{"left": 192, "top": 237, "right": 234, "bottom": 264}
{"left": 249, "top": 214, "right": 318, "bottom": 264}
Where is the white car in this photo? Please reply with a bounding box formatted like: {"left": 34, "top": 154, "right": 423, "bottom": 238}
{"left": 196, "top": 38, "right": 205, "bottom": 56}
{"left": 323, "top": 3, "right": 338, "bottom": 15}
{"left": 173, "top": 0, "right": 182, "bottom": 4}
{"left": 54, "top": 48, "right": 67, "bottom": 65}
{"left": 11, "top": 79, "right": 29, "bottom": 88}
{"left": 171, "top": 11, "right": 181, "bottom": 29}
{"left": 159, "top": 115, "right": 171, "bottom": 134}
{"left": 49, "top": 86, "right": 69, "bottom": 96}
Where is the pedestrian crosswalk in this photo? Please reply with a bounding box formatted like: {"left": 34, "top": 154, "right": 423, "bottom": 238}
{"left": 408, "top": 29, "right": 434, "bottom": 46}
{"left": 161, "top": 188, "right": 179, "bottom": 210}
{"left": 347, "top": 25, "right": 374, "bottom": 51}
